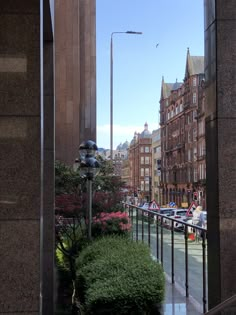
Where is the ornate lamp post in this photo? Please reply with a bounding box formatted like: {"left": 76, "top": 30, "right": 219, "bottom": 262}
{"left": 79, "top": 140, "right": 100, "bottom": 240}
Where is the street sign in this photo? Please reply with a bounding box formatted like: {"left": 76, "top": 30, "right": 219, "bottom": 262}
{"left": 148, "top": 200, "right": 160, "bottom": 211}
{"left": 186, "top": 201, "right": 197, "bottom": 216}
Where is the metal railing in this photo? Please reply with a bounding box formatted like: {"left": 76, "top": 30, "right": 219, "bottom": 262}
{"left": 204, "top": 294, "right": 236, "bottom": 315}
{"left": 124, "top": 203, "right": 208, "bottom": 313}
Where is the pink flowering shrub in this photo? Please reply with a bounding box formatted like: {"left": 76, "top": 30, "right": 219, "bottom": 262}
{"left": 92, "top": 211, "right": 131, "bottom": 237}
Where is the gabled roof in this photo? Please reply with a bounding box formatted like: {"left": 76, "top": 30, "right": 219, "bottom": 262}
{"left": 185, "top": 48, "right": 204, "bottom": 78}
{"left": 161, "top": 77, "right": 182, "bottom": 99}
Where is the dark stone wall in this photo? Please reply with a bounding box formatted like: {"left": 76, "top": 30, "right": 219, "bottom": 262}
{"left": 55, "top": 0, "right": 96, "bottom": 165}
{"left": 0, "top": 1, "right": 55, "bottom": 313}
{"left": 205, "top": 0, "right": 236, "bottom": 310}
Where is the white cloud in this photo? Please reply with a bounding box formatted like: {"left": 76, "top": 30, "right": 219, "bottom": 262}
{"left": 97, "top": 123, "right": 159, "bottom": 149}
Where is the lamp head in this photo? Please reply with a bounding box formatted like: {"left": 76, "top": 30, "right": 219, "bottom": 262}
{"left": 79, "top": 140, "right": 98, "bottom": 159}
{"left": 126, "top": 31, "right": 142, "bottom": 35}
{"left": 80, "top": 156, "right": 100, "bottom": 180}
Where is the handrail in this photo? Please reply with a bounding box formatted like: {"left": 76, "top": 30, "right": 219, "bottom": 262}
{"left": 204, "top": 294, "right": 236, "bottom": 315}
{"left": 128, "top": 203, "right": 207, "bottom": 232}
{"left": 123, "top": 202, "right": 208, "bottom": 313}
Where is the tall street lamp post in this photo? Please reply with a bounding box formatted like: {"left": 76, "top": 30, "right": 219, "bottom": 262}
{"left": 79, "top": 140, "right": 100, "bottom": 240}
{"left": 110, "top": 31, "right": 142, "bottom": 160}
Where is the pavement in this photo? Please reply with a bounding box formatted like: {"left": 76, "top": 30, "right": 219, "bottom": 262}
{"left": 162, "top": 277, "right": 203, "bottom": 315}
{"left": 132, "top": 220, "right": 206, "bottom": 314}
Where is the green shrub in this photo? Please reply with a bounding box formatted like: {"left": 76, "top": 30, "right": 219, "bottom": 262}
{"left": 75, "top": 236, "right": 165, "bottom": 314}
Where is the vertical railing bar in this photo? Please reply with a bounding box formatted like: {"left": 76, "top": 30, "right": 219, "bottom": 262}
{"left": 184, "top": 224, "right": 189, "bottom": 297}
{"left": 171, "top": 220, "right": 175, "bottom": 284}
{"left": 142, "top": 209, "right": 144, "bottom": 242}
{"left": 202, "top": 230, "right": 207, "bottom": 313}
{"left": 161, "top": 216, "right": 163, "bottom": 267}
{"left": 156, "top": 215, "right": 159, "bottom": 261}
{"left": 136, "top": 206, "right": 138, "bottom": 242}
{"left": 148, "top": 211, "right": 151, "bottom": 247}
{"left": 131, "top": 206, "right": 134, "bottom": 240}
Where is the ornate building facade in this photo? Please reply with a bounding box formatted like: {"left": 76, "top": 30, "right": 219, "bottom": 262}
{"left": 151, "top": 128, "right": 162, "bottom": 204}
{"left": 129, "top": 123, "right": 152, "bottom": 202}
{"left": 159, "top": 49, "right": 206, "bottom": 207}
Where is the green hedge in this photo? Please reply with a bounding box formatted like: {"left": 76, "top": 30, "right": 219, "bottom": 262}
{"left": 75, "top": 236, "right": 165, "bottom": 314}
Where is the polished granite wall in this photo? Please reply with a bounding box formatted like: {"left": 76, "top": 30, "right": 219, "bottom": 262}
{"left": 0, "top": 1, "right": 54, "bottom": 314}
{"left": 55, "top": 0, "right": 96, "bottom": 165}
{"left": 204, "top": 0, "right": 236, "bottom": 310}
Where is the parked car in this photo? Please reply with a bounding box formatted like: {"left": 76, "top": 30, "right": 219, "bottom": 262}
{"left": 141, "top": 202, "right": 149, "bottom": 210}
{"left": 156, "top": 207, "right": 176, "bottom": 224}
{"left": 165, "top": 209, "right": 189, "bottom": 230}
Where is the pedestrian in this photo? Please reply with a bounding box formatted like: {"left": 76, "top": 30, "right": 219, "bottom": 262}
{"left": 192, "top": 206, "right": 203, "bottom": 242}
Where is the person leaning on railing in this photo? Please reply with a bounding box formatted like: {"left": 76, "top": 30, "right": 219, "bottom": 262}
{"left": 192, "top": 206, "right": 203, "bottom": 226}
{"left": 192, "top": 206, "right": 204, "bottom": 241}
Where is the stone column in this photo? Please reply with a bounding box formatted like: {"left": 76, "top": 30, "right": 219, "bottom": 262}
{"left": 55, "top": 0, "right": 96, "bottom": 165}
{"left": 204, "top": 0, "right": 236, "bottom": 310}
{"left": 0, "top": 1, "right": 55, "bottom": 313}
{"left": 42, "top": 0, "right": 55, "bottom": 313}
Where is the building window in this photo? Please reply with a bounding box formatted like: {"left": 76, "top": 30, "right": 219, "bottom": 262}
{"left": 193, "top": 147, "right": 197, "bottom": 161}
{"left": 199, "top": 163, "right": 206, "bottom": 180}
{"left": 188, "top": 149, "right": 192, "bottom": 161}
{"left": 193, "top": 77, "right": 197, "bottom": 87}
{"left": 193, "top": 92, "right": 197, "bottom": 104}
{"left": 165, "top": 171, "right": 168, "bottom": 183}
{"left": 141, "top": 168, "right": 144, "bottom": 176}
{"left": 188, "top": 168, "right": 191, "bottom": 182}
{"left": 141, "top": 181, "right": 144, "bottom": 191}
{"left": 145, "top": 168, "right": 150, "bottom": 176}
{"left": 199, "top": 120, "right": 205, "bottom": 136}
{"left": 199, "top": 141, "right": 206, "bottom": 157}
{"left": 188, "top": 113, "right": 192, "bottom": 124}
{"left": 145, "top": 146, "right": 150, "bottom": 153}
{"left": 140, "top": 146, "right": 144, "bottom": 153}
{"left": 141, "top": 156, "right": 144, "bottom": 164}
{"left": 145, "top": 156, "right": 150, "bottom": 164}
{"left": 194, "top": 167, "right": 198, "bottom": 182}
{"left": 145, "top": 180, "right": 149, "bottom": 191}
{"left": 188, "top": 130, "right": 192, "bottom": 142}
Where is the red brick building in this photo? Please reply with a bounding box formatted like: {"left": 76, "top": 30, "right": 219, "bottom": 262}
{"left": 128, "top": 123, "right": 152, "bottom": 202}
{"left": 159, "top": 49, "right": 206, "bottom": 207}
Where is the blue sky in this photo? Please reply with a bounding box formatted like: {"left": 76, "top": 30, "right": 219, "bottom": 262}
{"left": 96, "top": 0, "right": 204, "bottom": 149}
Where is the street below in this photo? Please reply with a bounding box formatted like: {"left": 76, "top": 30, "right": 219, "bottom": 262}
{"left": 132, "top": 221, "right": 208, "bottom": 310}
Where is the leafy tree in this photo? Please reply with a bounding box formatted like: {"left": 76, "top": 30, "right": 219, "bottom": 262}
{"left": 92, "top": 155, "right": 127, "bottom": 214}
{"left": 55, "top": 157, "right": 127, "bottom": 312}
{"left": 55, "top": 160, "right": 83, "bottom": 195}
